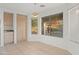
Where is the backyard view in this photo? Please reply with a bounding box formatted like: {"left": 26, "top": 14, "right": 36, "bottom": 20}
{"left": 42, "top": 13, "right": 63, "bottom": 37}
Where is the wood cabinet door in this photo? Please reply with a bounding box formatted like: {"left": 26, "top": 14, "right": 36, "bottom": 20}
{"left": 4, "top": 12, "right": 14, "bottom": 44}
{"left": 17, "top": 14, "right": 27, "bottom": 42}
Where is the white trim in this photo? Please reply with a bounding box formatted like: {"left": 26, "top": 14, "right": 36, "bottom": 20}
{"left": 1, "top": 8, "right": 4, "bottom": 47}
{"left": 13, "top": 13, "right": 17, "bottom": 44}
{"left": 27, "top": 15, "right": 32, "bottom": 41}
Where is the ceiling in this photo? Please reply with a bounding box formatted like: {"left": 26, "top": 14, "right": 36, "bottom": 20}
{"left": 0, "top": 3, "right": 66, "bottom": 14}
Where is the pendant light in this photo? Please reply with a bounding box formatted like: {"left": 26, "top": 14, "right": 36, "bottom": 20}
{"left": 32, "top": 3, "right": 38, "bottom": 17}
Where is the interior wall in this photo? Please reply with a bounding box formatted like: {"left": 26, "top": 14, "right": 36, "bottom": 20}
{"left": 69, "top": 5, "right": 79, "bottom": 42}
{"left": 28, "top": 4, "right": 79, "bottom": 54}
{"left": 29, "top": 4, "right": 69, "bottom": 42}
{"left": 17, "top": 14, "right": 27, "bottom": 42}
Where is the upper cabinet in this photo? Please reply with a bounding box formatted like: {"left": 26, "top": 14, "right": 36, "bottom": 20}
{"left": 4, "top": 12, "right": 13, "bottom": 30}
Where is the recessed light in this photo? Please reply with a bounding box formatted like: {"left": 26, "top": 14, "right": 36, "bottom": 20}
{"left": 33, "top": 3, "right": 37, "bottom": 5}
{"left": 40, "top": 5, "right": 45, "bottom": 7}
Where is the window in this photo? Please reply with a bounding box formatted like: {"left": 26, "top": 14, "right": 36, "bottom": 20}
{"left": 31, "top": 17, "right": 38, "bottom": 34}
{"left": 42, "top": 13, "right": 63, "bottom": 37}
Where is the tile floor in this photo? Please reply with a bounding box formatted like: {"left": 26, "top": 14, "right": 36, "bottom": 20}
{"left": 0, "top": 41, "right": 71, "bottom": 55}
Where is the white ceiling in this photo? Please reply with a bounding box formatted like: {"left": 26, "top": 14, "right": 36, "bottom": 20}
{"left": 0, "top": 3, "right": 66, "bottom": 13}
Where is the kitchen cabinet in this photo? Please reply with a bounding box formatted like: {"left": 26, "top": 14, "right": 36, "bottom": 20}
{"left": 4, "top": 12, "right": 14, "bottom": 44}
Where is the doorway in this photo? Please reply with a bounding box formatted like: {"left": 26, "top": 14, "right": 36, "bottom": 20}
{"left": 4, "top": 12, "right": 14, "bottom": 45}
{"left": 17, "top": 14, "right": 27, "bottom": 42}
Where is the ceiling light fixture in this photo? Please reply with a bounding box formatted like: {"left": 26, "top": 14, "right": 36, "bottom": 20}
{"left": 40, "top": 5, "right": 45, "bottom": 7}
{"left": 32, "top": 4, "right": 45, "bottom": 17}
{"left": 32, "top": 12, "right": 38, "bottom": 17}
{"left": 32, "top": 3, "right": 39, "bottom": 17}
